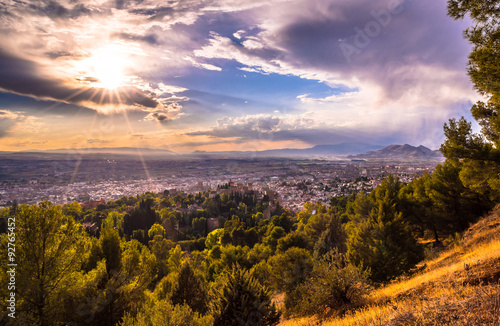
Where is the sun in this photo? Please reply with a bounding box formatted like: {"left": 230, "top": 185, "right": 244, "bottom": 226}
{"left": 85, "top": 45, "right": 126, "bottom": 89}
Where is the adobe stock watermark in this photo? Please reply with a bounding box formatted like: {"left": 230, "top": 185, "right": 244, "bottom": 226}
{"left": 340, "top": 0, "right": 411, "bottom": 63}
{"left": 6, "top": 216, "right": 16, "bottom": 319}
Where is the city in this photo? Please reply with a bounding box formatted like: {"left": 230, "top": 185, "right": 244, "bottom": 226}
{"left": 0, "top": 154, "right": 441, "bottom": 211}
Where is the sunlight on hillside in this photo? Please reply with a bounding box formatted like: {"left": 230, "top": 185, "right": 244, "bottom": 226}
{"left": 279, "top": 207, "right": 500, "bottom": 326}
{"left": 373, "top": 239, "right": 500, "bottom": 301}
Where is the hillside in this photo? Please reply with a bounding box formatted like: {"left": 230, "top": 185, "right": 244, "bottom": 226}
{"left": 348, "top": 144, "right": 443, "bottom": 160}
{"left": 280, "top": 205, "right": 500, "bottom": 326}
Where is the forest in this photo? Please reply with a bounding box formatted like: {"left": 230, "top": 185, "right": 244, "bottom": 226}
{"left": 1, "top": 0, "right": 500, "bottom": 324}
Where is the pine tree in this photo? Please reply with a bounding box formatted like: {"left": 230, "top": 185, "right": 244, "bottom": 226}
{"left": 441, "top": 0, "right": 500, "bottom": 200}
{"left": 448, "top": 0, "right": 500, "bottom": 103}
{"left": 212, "top": 266, "right": 280, "bottom": 326}
{"left": 171, "top": 262, "right": 208, "bottom": 314}
{"left": 347, "top": 177, "right": 424, "bottom": 283}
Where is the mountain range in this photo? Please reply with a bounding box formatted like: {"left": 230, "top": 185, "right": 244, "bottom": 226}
{"left": 348, "top": 144, "right": 443, "bottom": 160}
{"left": 192, "top": 142, "right": 384, "bottom": 158}
{"left": 0, "top": 143, "right": 443, "bottom": 160}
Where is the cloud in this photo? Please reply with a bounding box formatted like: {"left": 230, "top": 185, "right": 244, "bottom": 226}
{"left": 145, "top": 112, "right": 171, "bottom": 123}
{"left": 0, "top": 0, "right": 480, "bottom": 150}
{"left": 87, "top": 138, "right": 115, "bottom": 144}
{"left": 0, "top": 0, "right": 209, "bottom": 115}
{"left": 192, "top": 0, "right": 477, "bottom": 129}
{"left": 185, "top": 118, "right": 385, "bottom": 147}
{"left": 187, "top": 114, "right": 283, "bottom": 138}
{"left": 0, "top": 48, "right": 164, "bottom": 113}
{"left": 9, "top": 140, "right": 48, "bottom": 147}
{"left": 0, "top": 109, "right": 42, "bottom": 138}
{"left": 0, "top": 111, "right": 20, "bottom": 137}
{"left": 183, "top": 104, "right": 471, "bottom": 149}
{"left": 194, "top": 62, "right": 223, "bottom": 71}
{"left": 186, "top": 113, "right": 334, "bottom": 144}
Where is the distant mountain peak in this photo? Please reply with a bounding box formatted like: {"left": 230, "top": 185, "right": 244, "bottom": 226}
{"left": 348, "top": 144, "right": 443, "bottom": 160}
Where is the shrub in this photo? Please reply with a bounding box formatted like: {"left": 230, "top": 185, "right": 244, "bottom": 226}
{"left": 294, "top": 250, "right": 371, "bottom": 317}
{"left": 211, "top": 265, "right": 280, "bottom": 326}
{"left": 267, "top": 247, "right": 314, "bottom": 314}
{"left": 120, "top": 299, "right": 213, "bottom": 326}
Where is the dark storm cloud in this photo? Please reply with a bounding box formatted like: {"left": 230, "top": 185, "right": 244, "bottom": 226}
{"left": 197, "top": 0, "right": 472, "bottom": 101}
{"left": 0, "top": 92, "right": 97, "bottom": 116}
{"left": 310, "top": 0, "right": 469, "bottom": 88}
{"left": 0, "top": 49, "right": 159, "bottom": 111}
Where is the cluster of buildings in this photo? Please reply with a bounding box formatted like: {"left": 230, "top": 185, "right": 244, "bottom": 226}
{"left": 1, "top": 158, "right": 437, "bottom": 211}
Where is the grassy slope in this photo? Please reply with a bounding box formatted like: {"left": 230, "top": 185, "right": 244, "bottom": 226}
{"left": 280, "top": 206, "right": 500, "bottom": 326}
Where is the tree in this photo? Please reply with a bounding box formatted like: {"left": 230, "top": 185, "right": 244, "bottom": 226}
{"left": 440, "top": 117, "right": 491, "bottom": 163}
{"left": 123, "top": 198, "right": 158, "bottom": 239}
{"left": 211, "top": 266, "right": 280, "bottom": 326}
{"left": 276, "top": 231, "right": 310, "bottom": 253}
{"left": 149, "top": 235, "right": 175, "bottom": 279}
{"left": 192, "top": 217, "right": 207, "bottom": 237}
{"left": 430, "top": 161, "right": 489, "bottom": 232}
{"left": 13, "top": 202, "right": 87, "bottom": 325}
{"left": 168, "top": 245, "right": 184, "bottom": 273}
{"left": 102, "top": 211, "right": 125, "bottom": 237}
{"left": 347, "top": 180, "right": 423, "bottom": 283}
{"left": 398, "top": 173, "right": 442, "bottom": 242}
{"left": 301, "top": 204, "right": 346, "bottom": 257}
{"left": 161, "top": 210, "right": 180, "bottom": 242}
{"left": 206, "top": 228, "right": 224, "bottom": 250}
{"left": 148, "top": 223, "right": 165, "bottom": 239}
{"left": 263, "top": 226, "right": 286, "bottom": 252}
{"left": 171, "top": 262, "right": 208, "bottom": 314}
{"left": 270, "top": 213, "right": 293, "bottom": 233}
{"left": 84, "top": 239, "right": 157, "bottom": 326}
{"left": 442, "top": 0, "right": 500, "bottom": 200}
{"left": 63, "top": 201, "right": 82, "bottom": 220}
{"left": 313, "top": 212, "right": 346, "bottom": 258}
{"left": 448, "top": 0, "right": 500, "bottom": 103}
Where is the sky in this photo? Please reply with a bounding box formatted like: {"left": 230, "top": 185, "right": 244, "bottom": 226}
{"left": 0, "top": 0, "right": 480, "bottom": 152}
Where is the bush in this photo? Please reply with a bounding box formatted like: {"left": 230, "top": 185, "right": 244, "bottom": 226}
{"left": 294, "top": 250, "right": 371, "bottom": 317}
{"left": 267, "top": 247, "right": 314, "bottom": 313}
{"left": 120, "top": 299, "right": 213, "bottom": 326}
{"left": 211, "top": 265, "right": 280, "bottom": 326}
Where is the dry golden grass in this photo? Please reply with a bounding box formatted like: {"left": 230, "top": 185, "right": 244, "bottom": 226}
{"left": 279, "top": 205, "right": 500, "bottom": 326}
